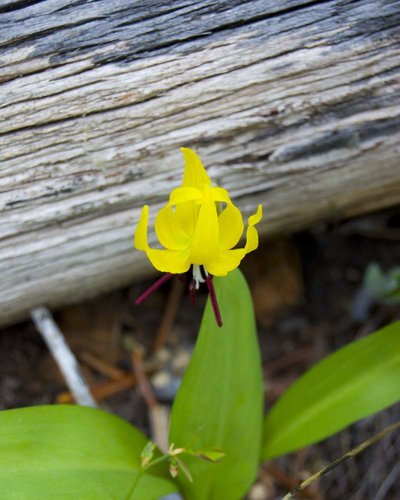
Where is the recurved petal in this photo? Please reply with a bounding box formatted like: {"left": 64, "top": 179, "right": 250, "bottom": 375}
{"left": 181, "top": 147, "right": 211, "bottom": 189}
{"left": 244, "top": 204, "right": 263, "bottom": 253}
{"left": 134, "top": 205, "right": 150, "bottom": 251}
{"left": 248, "top": 204, "right": 263, "bottom": 226}
{"left": 146, "top": 248, "right": 191, "bottom": 274}
{"left": 218, "top": 202, "right": 244, "bottom": 250}
{"left": 155, "top": 206, "right": 191, "bottom": 250}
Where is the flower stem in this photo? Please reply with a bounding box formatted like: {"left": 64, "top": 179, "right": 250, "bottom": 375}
{"left": 205, "top": 276, "right": 223, "bottom": 327}
{"left": 135, "top": 273, "right": 173, "bottom": 305}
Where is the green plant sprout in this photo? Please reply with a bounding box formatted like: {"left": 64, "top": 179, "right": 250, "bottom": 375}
{"left": 140, "top": 441, "right": 226, "bottom": 482}
{"left": 0, "top": 149, "right": 399, "bottom": 499}
{"left": 352, "top": 262, "right": 400, "bottom": 321}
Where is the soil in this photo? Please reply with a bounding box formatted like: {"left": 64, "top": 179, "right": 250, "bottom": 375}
{"left": 0, "top": 206, "right": 399, "bottom": 500}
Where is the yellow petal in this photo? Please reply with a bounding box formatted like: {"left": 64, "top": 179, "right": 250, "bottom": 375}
{"left": 205, "top": 204, "right": 262, "bottom": 275}
{"left": 210, "top": 187, "right": 231, "bottom": 204}
{"left": 155, "top": 206, "right": 191, "bottom": 250}
{"left": 135, "top": 205, "right": 191, "bottom": 273}
{"left": 181, "top": 147, "right": 211, "bottom": 189}
{"left": 134, "top": 205, "right": 150, "bottom": 251}
{"left": 248, "top": 204, "right": 263, "bottom": 226}
{"left": 244, "top": 204, "right": 263, "bottom": 253}
{"left": 206, "top": 249, "right": 245, "bottom": 276}
{"left": 218, "top": 202, "right": 244, "bottom": 250}
{"left": 169, "top": 186, "right": 203, "bottom": 205}
{"left": 168, "top": 187, "right": 202, "bottom": 237}
{"left": 190, "top": 185, "right": 220, "bottom": 265}
{"left": 146, "top": 248, "right": 191, "bottom": 274}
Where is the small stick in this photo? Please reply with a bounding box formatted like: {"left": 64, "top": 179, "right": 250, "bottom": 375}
{"left": 131, "top": 349, "right": 169, "bottom": 453}
{"left": 265, "top": 464, "right": 316, "bottom": 499}
{"left": 282, "top": 420, "right": 400, "bottom": 499}
{"left": 31, "top": 307, "right": 97, "bottom": 408}
{"left": 79, "top": 350, "right": 126, "bottom": 380}
{"left": 266, "top": 346, "right": 313, "bottom": 374}
{"left": 57, "top": 373, "right": 138, "bottom": 403}
{"left": 131, "top": 349, "right": 158, "bottom": 408}
{"left": 152, "top": 277, "right": 184, "bottom": 352}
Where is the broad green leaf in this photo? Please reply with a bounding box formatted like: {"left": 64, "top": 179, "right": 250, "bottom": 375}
{"left": 263, "top": 321, "right": 400, "bottom": 460}
{"left": 169, "top": 269, "right": 263, "bottom": 500}
{"left": 0, "top": 405, "right": 177, "bottom": 499}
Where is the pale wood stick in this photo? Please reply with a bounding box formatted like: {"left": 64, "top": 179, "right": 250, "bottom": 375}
{"left": 31, "top": 307, "right": 97, "bottom": 408}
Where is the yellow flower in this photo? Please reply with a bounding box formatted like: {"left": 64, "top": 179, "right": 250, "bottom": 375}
{"left": 135, "top": 147, "right": 262, "bottom": 279}
{"left": 134, "top": 147, "right": 262, "bottom": 327}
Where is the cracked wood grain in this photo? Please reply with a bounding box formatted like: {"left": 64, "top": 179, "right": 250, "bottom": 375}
{"left": 1, "top": 0, "right": 400, "bottom": 325}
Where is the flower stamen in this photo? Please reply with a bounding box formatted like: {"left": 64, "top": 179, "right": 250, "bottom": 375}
{"left": 205, "top": 275, "right": 223, "bottom": 327}
{"left": 192, "top": 264, "right": 205, "bottom": 290}
{"left": 134, "top": 273, "right": 173, "bottom": 305}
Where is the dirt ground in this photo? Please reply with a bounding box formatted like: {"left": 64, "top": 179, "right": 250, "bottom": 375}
{"left": 0, "top": 206, "right": 399, "bottom": 500}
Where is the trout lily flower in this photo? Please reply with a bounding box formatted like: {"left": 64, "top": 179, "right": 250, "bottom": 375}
{"left": 134, "top": 147, "right": 262, "bottom": 326}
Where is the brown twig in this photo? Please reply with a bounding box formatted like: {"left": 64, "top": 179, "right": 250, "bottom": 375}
{"left": 56, "top": 373, "right": 138, "bottom": 403}
{"left": 131, "top": 349, "right": 169, "bottom": 452}
{"left": 79, "top": 350, "right": 126, "bottom": 380}
{"left": 265, "top": 346, "right": 313, "bottom": 374}
{"left": 282, "top": 420, "right": 400, "bottom": 499}
{"left": 152, "top": 277, "right": 184, "bottom": 352}
{"left": 131, "top": 349, "right": 158, "bottom": 409}
{"left": 265, "top": 464, "right": 316, "bottom": 499}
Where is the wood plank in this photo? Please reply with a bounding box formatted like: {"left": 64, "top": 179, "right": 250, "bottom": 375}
{"left": 1, "top": 0, "right": 400, "bottom": 325}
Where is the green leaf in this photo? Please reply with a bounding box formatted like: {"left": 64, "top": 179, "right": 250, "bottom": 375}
{"left": 263, "top": 321, "right": 400, "bottom": 460}
{"left": 0, "top": 405, "right": 177, "bottom": 499}
{"left": 169, "top": 269, "right": 263, "bottom": 500}
{"left": 190, "top": 448, "right": 226, "bottom": 463}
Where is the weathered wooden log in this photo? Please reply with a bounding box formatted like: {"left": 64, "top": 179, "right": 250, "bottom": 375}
{"left": 1, "top": 0, "right": 400, "bottom": 326}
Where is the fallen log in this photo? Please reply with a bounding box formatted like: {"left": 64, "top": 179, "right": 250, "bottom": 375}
{"left": 1, "top": 0, "right": 400, "bottom": 326}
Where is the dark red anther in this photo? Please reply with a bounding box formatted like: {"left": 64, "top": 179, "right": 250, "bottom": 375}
{"left": 205, "top": 275, "right": 223, "bottom": 327}
{"left": 134, "top": 273, "right": 174, "bottom": 305}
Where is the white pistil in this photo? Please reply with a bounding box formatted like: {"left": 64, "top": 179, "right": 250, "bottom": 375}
{"left": 192, "top": 264, "right": 205, "bottom": 289}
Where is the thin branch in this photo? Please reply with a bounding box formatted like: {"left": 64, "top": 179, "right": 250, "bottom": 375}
{"left": 152, "top": 277, "right": 184, "bottom": 352}
{"left": 282, "top": 420, "right": 400, "bottom": 500}
{"left": 79, "top": 350, "right": 126, "bottom": 380}
{"left": 57, "top": 373, "right": 137, "bottom": 403}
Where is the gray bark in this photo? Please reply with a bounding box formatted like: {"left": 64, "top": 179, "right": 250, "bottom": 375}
{"left": 1, "top": 0, "right": 400, "bottom": 325}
